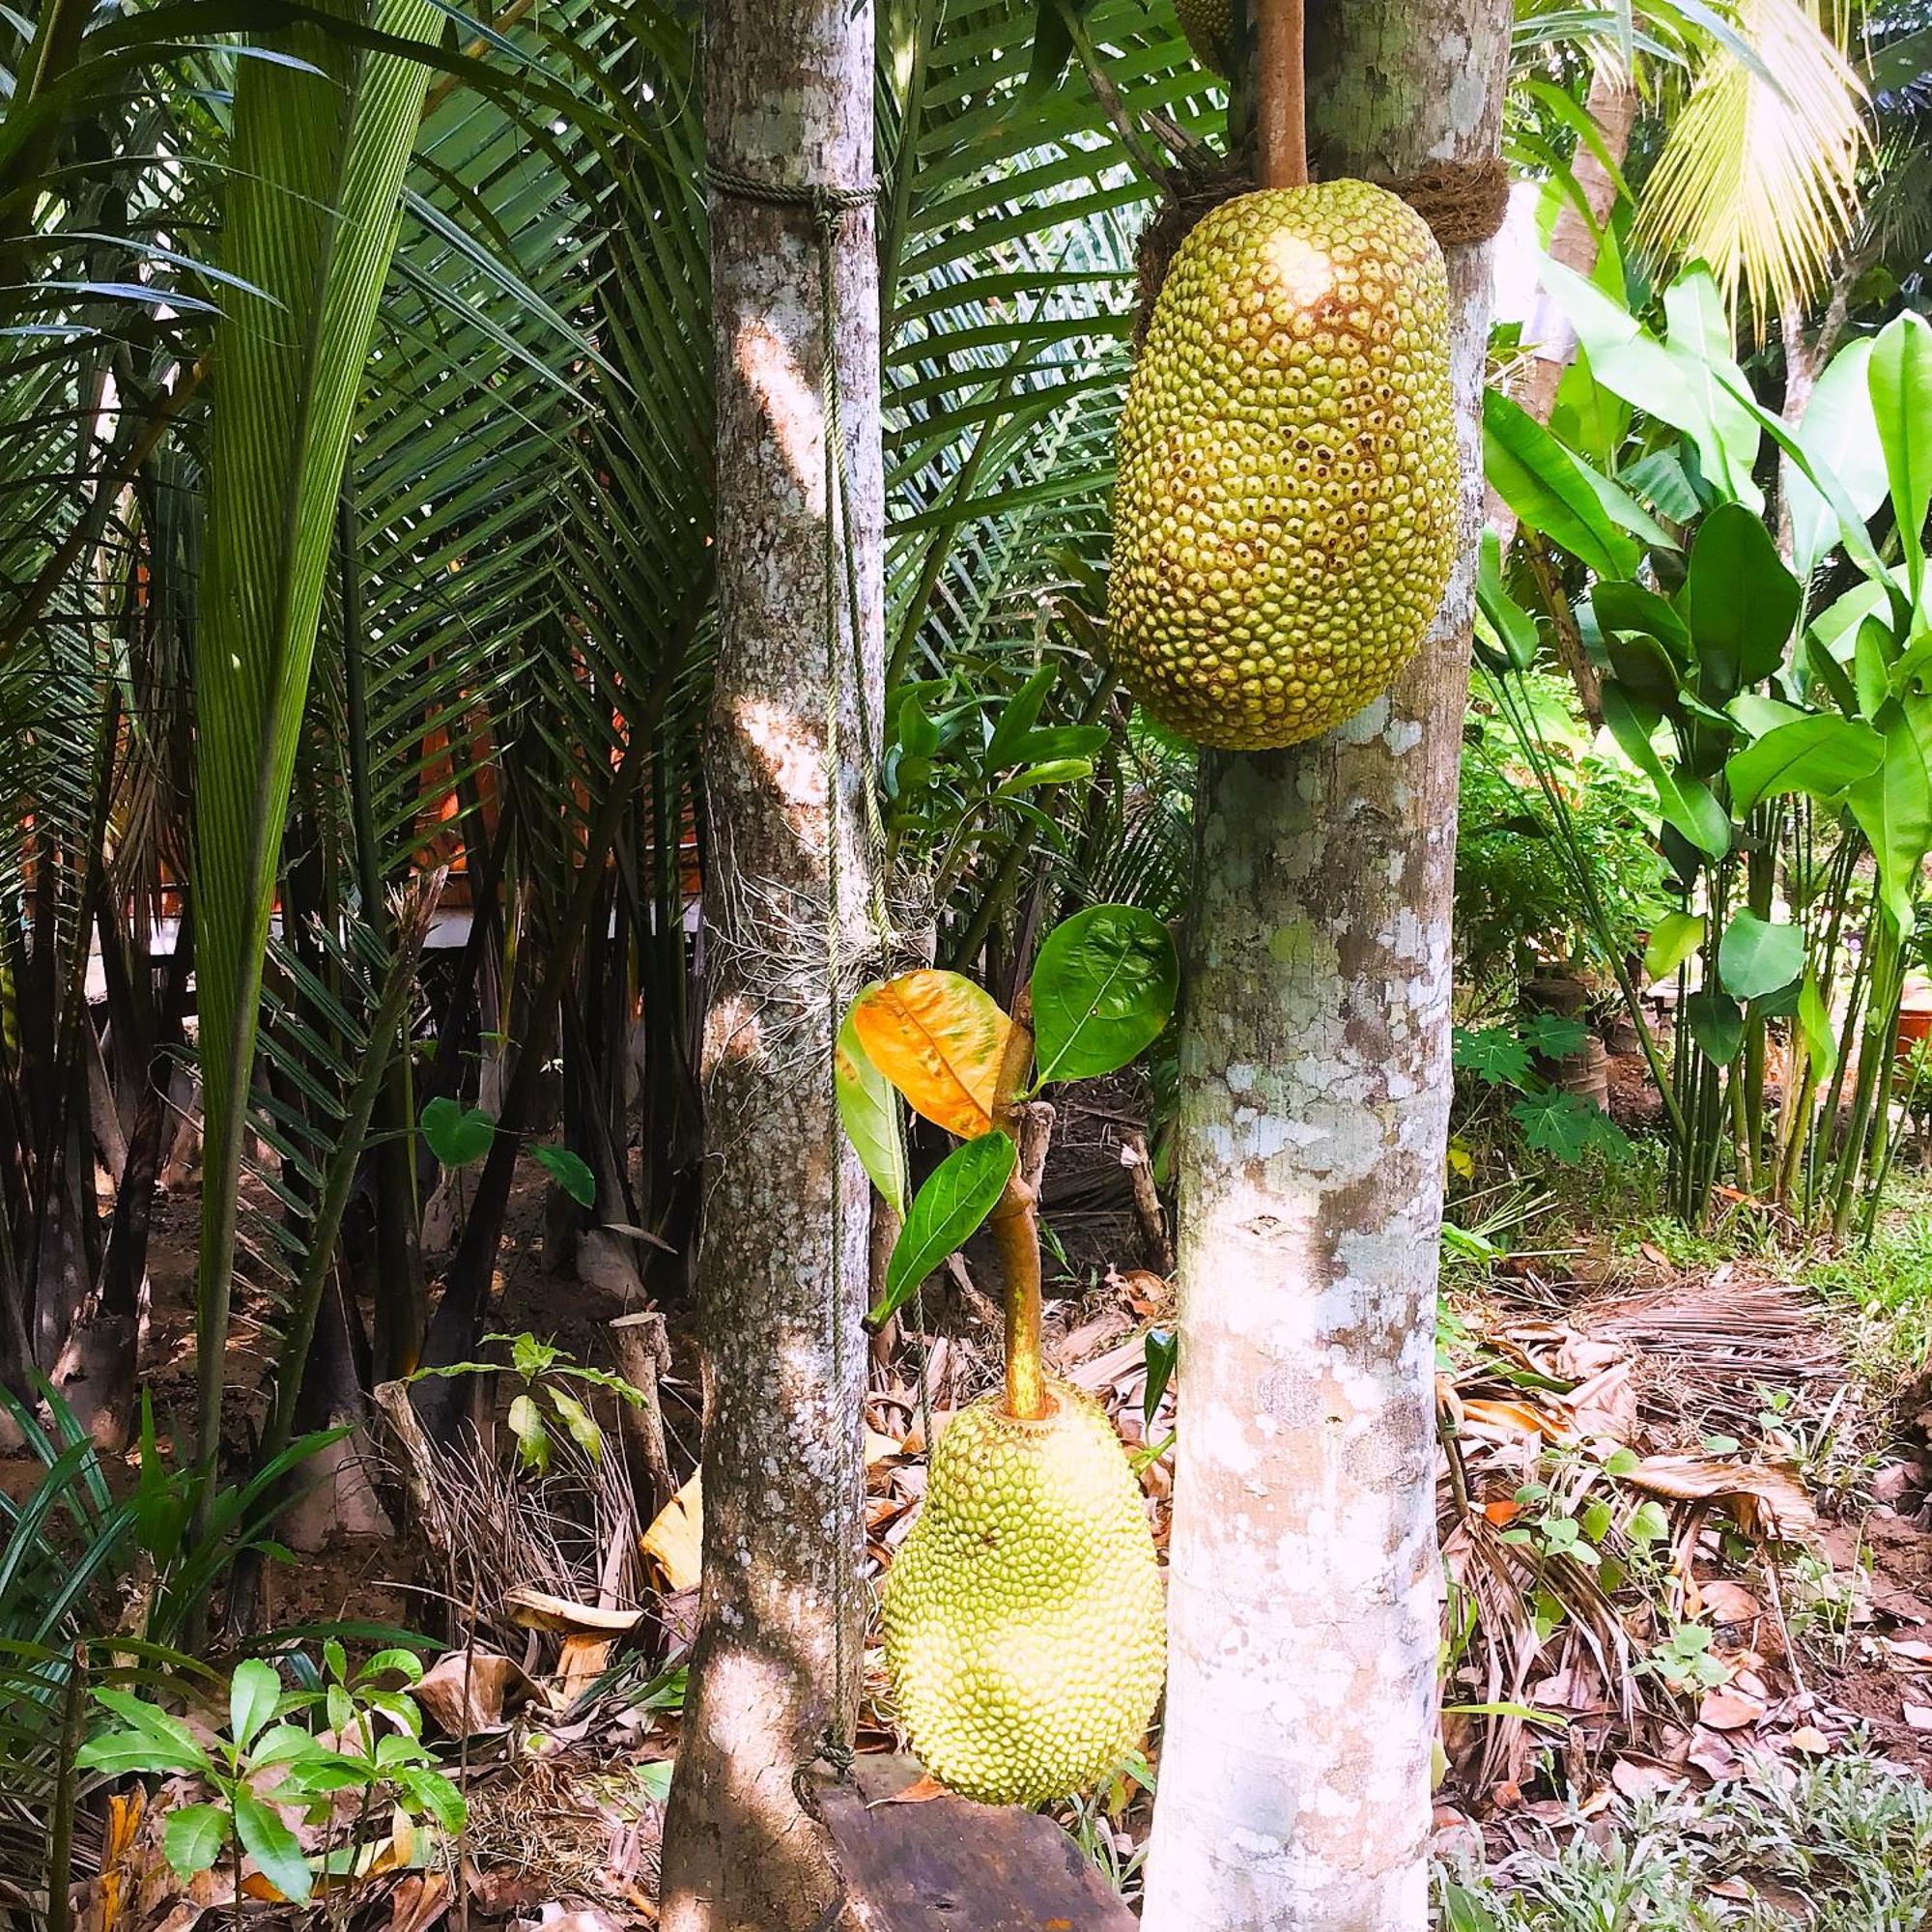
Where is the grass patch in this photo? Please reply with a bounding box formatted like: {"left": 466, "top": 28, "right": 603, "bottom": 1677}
{"left": 1804, "top": 1202, "right": 1932, "bottom": 1391}
{"left": 1435, "top": 1750, "right": 1932, "bottom": 1929}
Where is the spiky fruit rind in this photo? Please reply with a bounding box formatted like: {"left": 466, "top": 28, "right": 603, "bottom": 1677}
{"left": 1174, "top": 0, "right": 1233, "bottom": 73}
{"left": 1110, "top": 182, "right": 1457, "bottom": 751}
{"left": 882, "top": 1381, "right": 1165, "bottom": 1806}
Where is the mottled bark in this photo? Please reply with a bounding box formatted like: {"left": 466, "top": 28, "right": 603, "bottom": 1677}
{"left": 1140, "top": 0, "right": 1510, "bottom": 1925}
{"left": 655, "top": 0, "right": 882, "bottom": 1925}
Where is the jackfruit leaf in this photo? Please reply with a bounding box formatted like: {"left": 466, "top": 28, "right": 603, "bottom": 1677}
{"left": 547, "top": 1386, "right": 603, "bottom": 1462}
{"left": 234, "top": 1787, "right": 311, "bottom": 1904}
{"left": 1869, "top": 312, "right": 1932, "bottom": 603}
{"left": 1686, "top": 990, "right": 1746, "bottom": 1065}
{"left": 163, "top": 1804, "right": 227, "bottom": 1882}
{"left": 1643, "top": 910, "right": 1705, "bottom": 984}
{"left": 1848, "top": 693, "right": 1932, "bottom": 935}
{"left": 1030, "top": 905, "right": 1179, "bottom": 1087}
{"left": 1603, "top": 686, "right": 1732, "bottom": 858}
{"left": 1724, "top": 714, "right": 1883, "bottom": 814}
{"left": 1683, "top": 503, "right": 1801, "bottom": 697}
{"left": 506, "top": 1393, "right": 549, "bottom": 1472}
{"left": 419, "top": 1095, "right": 494, "bottom": 1168}
{"left": 1719, "top": 912, "right": 1804, "bottom": 999}
{"left": 835, "top": 998, "right": 909, "bottom": 1218}
{"left": 230, "top": 1658, "right": 280, "bottom": 1752}
{"left": 849, "top": 970, "right": 1013, "bottom": 1138}
{"left": 1143, "top": 1329, "right": 1178, "bottom": 1426}
{"left": 531, "top": 1143, "right": 595, "bottom": 1208}
{"left": 872, "top": 1131, "right": 1016, "bottom": 1328}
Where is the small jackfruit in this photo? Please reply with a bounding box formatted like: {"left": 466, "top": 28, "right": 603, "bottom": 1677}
{"left": 1109, "top": 181, "right": 1457, "bottom": 751}
{"left": 1174, "top": 0, "right": 1233, "bottom": 74}
{"left": 882, "top": 1381, "right": 1164, "bottom": 1805}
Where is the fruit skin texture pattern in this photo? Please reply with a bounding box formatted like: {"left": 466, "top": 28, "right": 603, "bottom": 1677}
{"left": 882, "top": 1379, "right": 1166, "bottom": 1805}
{"left": 1110, "top": 182, "right": 1456, "bottom": 752}
{"left": 1174, "top": 0, "right": 1233, "bottom": 73}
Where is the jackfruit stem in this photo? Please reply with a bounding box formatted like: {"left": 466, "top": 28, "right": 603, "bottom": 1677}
{"left": 1258, "top": 0, "right": 1307, "bottom": 189}
{"left": 992, "top": 998, "right": 1049, "bottom": 1421}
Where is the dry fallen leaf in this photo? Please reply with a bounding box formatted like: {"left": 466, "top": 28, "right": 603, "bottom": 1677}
{"left": 415, "top": 1650, "right": 536, "bottom": 1735}
{"left": 1901, "top": 1703, "right": 1932, "bottom": 1732}
{"left": 1787, "top": 1726, "right": 1833, "bottom": 1754}
{"left": 641, "top": 1471, "right": 703, "bottom": 1591}
{"left": 1698, "top": 1579, "right": 1764, "bottom": 1626}
{"left": 1622, "top": 1454, "right": 1817, "bottom": 1544}
{"left": 871, "top": 1774, "right": 951, "bottom": 1807}
{"left": 1697, "top": 1687, "right": 1765, "bottom": 1732}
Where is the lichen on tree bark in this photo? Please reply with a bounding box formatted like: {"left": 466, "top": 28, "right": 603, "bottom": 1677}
{"left": 1141, "top": 0, "right": 1511, "bottom": 1924}
{"left": 656, "top": 0, "right": 882, "bottom": 1924}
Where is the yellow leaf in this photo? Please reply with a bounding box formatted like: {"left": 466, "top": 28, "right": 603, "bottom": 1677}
{"left": 641, "top": 1472, "right": 703, "bottom": 1591}
{"left": 849, "top": 971, "right": 1013, "bottom": 1138}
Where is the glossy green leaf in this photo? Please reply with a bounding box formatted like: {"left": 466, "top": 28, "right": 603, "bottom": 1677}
{"left": 1724, "top": 714, "right": 1883, "bottom": 814}
{"left": 1785, "top": 336, "right": 1889, "bottom": 583}
{"left": 1798, "top": 971, "right": 1839, "bottom": 1086}
{"left": 230, "top": 1658, "right": 280, "bottom": 1751}
{"left": 1031, "top": 905, "right": 1179, "bottom": 1086}
{"left": 1143, "top": 1329, "right": 1177, "bottom": 1426}
{"left": 1642, "top": 910, "right": 1705, "bottom": 984}
{"left": 419, "top": 1096, "right": 494, "bottom": 1169}
{"left": 1869, "top": 311, "right": 1932, "bottom": 603}
{"left": 1602, "top": 687, "right": 1731, "bottom": 858}
{"left": 164, "top": 1804, "right": 229, "bottom": 1881}
{"left": 1718, "top": 912, "right": 1804, "bottom": 1000}
{"left": 235, "top": 1786, "right": 312, "bottom": 1903}
{"left": 1848, "top": 693, "right": 1932, "bottom": 934}
{"left": 835, "top": 999, "right": 909, "bottom": 1220}
{"left": 1685, "top": 990, "right": 1746, "bottom": 1065}
{"left": 531, "top": 1143, "right": 595, "bottom": 1208}
{"left": 1683, "top": 503, "right": 1800, "bottom": 696}
{"left": 872, "top": 1131, "right": 1016, "bottom": 1328}
{"left": 1483, "top": 387, "right": 1641, "bottom": 579}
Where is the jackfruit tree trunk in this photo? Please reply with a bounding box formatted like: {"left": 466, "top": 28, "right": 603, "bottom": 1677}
{"left": 1140, "top": 0, "right": 1509, "bottom": 1924}
{"left": 655, "top": 0, "right": 882, "bottom": 1924}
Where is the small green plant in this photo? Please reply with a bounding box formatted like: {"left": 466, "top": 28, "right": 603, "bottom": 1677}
{"left": 1454, "top": 1017, "right": 1633, "bottom": 1170}
{"left": 77, "top": 1648, "right": 462, "bottom": 1905}
{"left": 418, "top": 1095, "right": 596, "bottom": 1206}
{"left": 410, "top": 1330, "right": 646, "bottom": 1472}
{"left": 1639, "top": 1620, "right": 1728, "bottom": 1696}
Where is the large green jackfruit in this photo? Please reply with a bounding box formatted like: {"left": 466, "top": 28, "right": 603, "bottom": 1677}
{"left": 1110, "top": 182, "right": 1457, "bottom": 751}
{"left": 882, "top": 1380, "right": 1164, "bottom": 1805}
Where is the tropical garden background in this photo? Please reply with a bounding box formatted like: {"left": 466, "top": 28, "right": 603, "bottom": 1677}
{"left": 3, "top": 0, "right": 1932, "bottom": 1923}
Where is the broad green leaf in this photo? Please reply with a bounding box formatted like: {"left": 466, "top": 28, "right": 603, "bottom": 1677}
{"left": 1798, "top": 971, "right": 1839, "bottom": 1086}
{"left": 850, "top": 971, "right": 1014, "bottom": 1139}
{"left": 419, "top": 1096, "right": 495, "bottom": 1168}
{"left": 872, "top": 1131, "right": 1017, "bottom": 1327}
{"left": 1685, "top": 990, "right": 1746, "bottom": 1065}
{"left": 1030, "top": 905, "right": 1179, "bottom": 1086}
{"left": 835, "top": 999, "right": 909, "bottom": 1219}
{"left": 1786, "top": 337, "right": 1889, "bottom": 583}
{"left": 1143, "top": 1329, "right": 1177, "bottom": 1426}
{"left": 1518, "top": 1011, "right": 1589, "bottom": 1059}
{"left": 1718, "top": 912, "right": 1804, "bottom": 1000}
{"left": 1474, "top": 530, "right": 1538, "bottom": 671}
{"left": 1683, "top": 503, "right": 1800, "bottom": 696}
{"left": 1724, "top": 714, "right": 1883, "bottom": 814}
{"left": 1848, "top": 693, "right": 1932, "bottom": 934}
{"left": 234, "top": 1786, "right": 313, "bottom": 1903}
{"left": 1512, "top": 1091, "right": 1630, "bottom": 1164}
{"left": 230, "top": 1658, "right": 281, "bottom": 1751}
{"left": 531, "top": 1143, "right": 595, "bottom": 1208}
{"left": 1870, "top": 312, "right": 1932, "bottom": 603}
{"left": 164, "top": 1804, "right": 229, "bottom": 1881}
{"left": 1452, "top": 1025, "right": 1533, "bottom": 1089}
{"left": 1483, "top": 387, "right": 1642, "bottom": 579}
{"left": 1660, "top": 270, "right": 1763, "bottom": 509}
{"left": 1642, "top": 911, "right": 1705, "bottom": 984}
{"left": 1602, "top": 687, "right": 1731, "bottom": 857}
{"left": 548, "top": 1386, "right": 603, "bottom": 1462}
{"left": 506, "top": 1393, "right": 549, "bottom": 1473}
